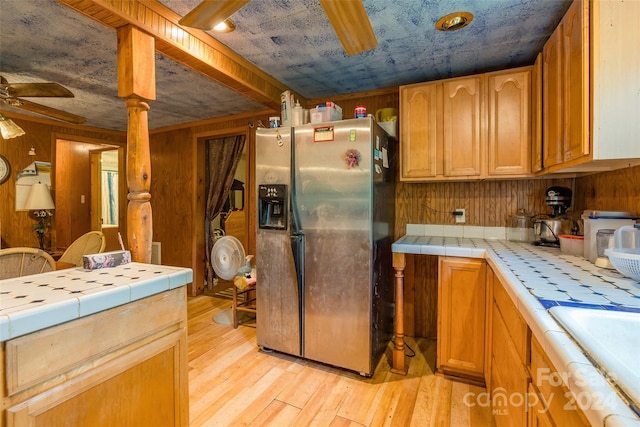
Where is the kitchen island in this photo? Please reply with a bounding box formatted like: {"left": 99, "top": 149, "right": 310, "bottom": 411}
{"left": 392, "top": 226, "right": 640, "bottom": 427}
{"left": 0, "top": 262, "right": 192, "bottom": 426}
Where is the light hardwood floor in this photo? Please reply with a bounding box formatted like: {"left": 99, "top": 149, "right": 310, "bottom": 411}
{"left": 187, "top": 295, "right": 496, "bottom": 426}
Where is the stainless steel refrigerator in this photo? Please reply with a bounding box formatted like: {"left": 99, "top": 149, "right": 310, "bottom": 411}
{"left": 255, "top": 117, "right": 395, "bottom": 376}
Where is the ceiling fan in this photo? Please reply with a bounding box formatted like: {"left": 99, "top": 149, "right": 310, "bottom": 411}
{"left": 0, "top": 76, "right": 86, "bottom": 124}
{"left": 179, "top": 0, "right": 378, "bottom": 56}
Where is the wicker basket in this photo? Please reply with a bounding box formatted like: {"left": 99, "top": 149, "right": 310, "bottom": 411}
{"left": 605, "top": 248, "right": 640, "bottom": 282}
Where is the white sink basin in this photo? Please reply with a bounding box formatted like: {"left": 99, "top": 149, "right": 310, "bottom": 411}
{"left": 549, "top": 306, "right": 640, "bottom": 407}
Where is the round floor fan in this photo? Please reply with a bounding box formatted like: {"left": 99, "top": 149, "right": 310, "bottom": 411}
{"left": 211, "top": 235, "right": 245, "bottom": 281}
{"left": 211, "top": 234, "right": 255, "bottom": 326}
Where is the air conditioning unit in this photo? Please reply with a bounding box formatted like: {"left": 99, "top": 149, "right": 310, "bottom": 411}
{"left": 151, "top": 242, "right": 161, "bottom": 265}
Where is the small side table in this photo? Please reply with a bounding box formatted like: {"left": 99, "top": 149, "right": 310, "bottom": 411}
{"left": 48, "top": 250, "right": 65, "bottom": 261}
{"left": 56, "top": 261, "right": 76, "bottom": 270}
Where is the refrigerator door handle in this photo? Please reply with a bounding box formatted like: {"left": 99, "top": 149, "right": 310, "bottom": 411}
{"left": 289, "top": 148, "right": 305, "bottom": 351}
{"left": 290, "top": 232, "right": 304, "bottom": 303}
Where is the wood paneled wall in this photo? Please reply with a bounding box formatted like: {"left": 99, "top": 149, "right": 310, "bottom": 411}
{"left": 0, "top": 113, "right": 125, "bottom": 250}
{"left": 394, "top": 178, "right": 577, "bottom": 238}
{"left": 306, "top": 87, "right": 399, "bottom": 122}
{"left": 149, "top": 110, "right": 273, "bottom": 295}
{"left": 149, "top": 126, "right": 198, "bottom": 287}
{"left": 574, "top": 164, "right": 640, "bottom": 214}
{"left": 54, "top": 140, "right": 99, "bottom": 248}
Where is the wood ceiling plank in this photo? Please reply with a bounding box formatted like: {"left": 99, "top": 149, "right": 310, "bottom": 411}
{"left": 319, "top": 0, "right": 378, "bottom": 56}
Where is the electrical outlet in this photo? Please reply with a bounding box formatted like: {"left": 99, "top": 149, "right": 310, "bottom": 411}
{"left": 455, "top": 208, "right": 466, "bottom": 223}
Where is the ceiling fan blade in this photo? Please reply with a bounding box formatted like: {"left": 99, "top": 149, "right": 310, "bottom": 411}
{"left": 1, "top": 82, "right": 75, "bottom": 98}
{"left": 319, "top": 0, "right": 378, "bottom": 56}
{"left": 9, "top": 98, "right": 86, "bottom": 124}
{"left": 179, "top": 0, "right": 251, "bottom": 30}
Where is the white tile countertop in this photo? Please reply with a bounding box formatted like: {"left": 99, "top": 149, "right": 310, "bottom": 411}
{"left": 0, "top": 262, "right": 193, "bottom": 342}
{"left": 393, "top": 226, "right": 640, "bottom": 427}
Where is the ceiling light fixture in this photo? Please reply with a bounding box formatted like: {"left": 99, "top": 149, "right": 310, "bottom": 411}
{"left": 0, "top": 113, "right": 26, "bottom": 139}
{"left": 213, "top": 19, "right": 236, "bottom": 33}
{"left": 436, "top": 12, "right": 474, "bottom": 32}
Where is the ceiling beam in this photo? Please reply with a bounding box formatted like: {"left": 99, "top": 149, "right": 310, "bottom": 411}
{"left": 56, "top": 0, "right": 288, "bottom": 111}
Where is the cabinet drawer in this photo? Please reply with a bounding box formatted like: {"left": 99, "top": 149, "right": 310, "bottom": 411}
{"left": 5, "top": 288, "right": 186, "bottom": 395}
{"left": 530, "top": 335, "right": 589, "bottom": 426}
{"left": 493, "top": 276, "right": 529, "bottom": 365}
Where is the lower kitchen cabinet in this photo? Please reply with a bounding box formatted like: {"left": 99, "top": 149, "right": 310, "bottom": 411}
{"left": 490, "top": 270, "right": 531, "bottom": 427}
{"left": 530, "top": 335, "right": 589, "bottom": 427}
{"left": 1, "top": 288, "right": 189, "bottom": 427}
{"left": 437, "top": 257, "right": 487, "bottom": 385}
{"left": 528, "top": 383, "right": 554, "bottom": 427}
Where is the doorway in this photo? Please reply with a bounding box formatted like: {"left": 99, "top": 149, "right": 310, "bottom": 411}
{"left": 90, "top": 148, "right": 123, "bottom": 252}
{"left": 203, "top": 132, "right": 249, "bottom": 295}
{"left": 54, "top": 138, "right": 124, "bottom": 252}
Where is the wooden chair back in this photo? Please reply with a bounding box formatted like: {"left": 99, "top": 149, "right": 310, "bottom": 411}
{"left": 0, "top": 247, "right": 56, "bottom": 279}
{"left": 58, "top": 231, "right": 106, "bottom": 267}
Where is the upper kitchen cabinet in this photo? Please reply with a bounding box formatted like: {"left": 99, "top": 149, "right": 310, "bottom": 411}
{"left": 399, "top": 81, "right": 441, "bottom": 179}
{"left": 399, "top": 68, "right": 532, "bottom": 182}
{"left": 539, "top": 0, "right": 640, "bottom": 174}
{"left": 443, "top": 77, "right": 482, "bottom": 178}
{"left": 487, "top": 69, "right": 532, "bottom": 177}
{"left": 531, "top": 53, "right": 543, "bottom": 173}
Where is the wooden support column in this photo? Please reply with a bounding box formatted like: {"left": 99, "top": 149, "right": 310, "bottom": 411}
{"left": 117, "top": 25, "right": 156, "bottom": 263}
{"left": 391, "top": 252, "right": 408, "bottom": 375}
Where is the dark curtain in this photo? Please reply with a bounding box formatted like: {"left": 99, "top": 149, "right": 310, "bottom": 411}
{"left": 205, "top": 135, "right": 246, "bottom": 289}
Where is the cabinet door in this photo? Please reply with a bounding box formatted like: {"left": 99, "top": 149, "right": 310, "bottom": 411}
{"left": 487, "top": 70, "right": 531, "bottom": 177}
{"left": 530, "top": 336, "right": 590, "bottom": 426}
{"left": 6, "top": 330, "right": 187, "bottom": 427}
{"left": 491, "top": 302, "right": 530, "bottom": 427}
{"left": 399, "top": 82, "right": 441, "bottom": 180}
{"left": 542, "top": 23, "right": 564, "bottom": 169}
{"left": 562, "top": 0, "right": 590, "bottom": 162}
{"left": 443, "top": 77, "right": 482, "bottom": 177}
{"left": 437, "top": 257, "right": 486, "bottom": 383}
{"left": 531, "top": 53, "right": 543, "bottom": 173}
{"left": 528, "top": 383, "right": 554, "bottom": 427}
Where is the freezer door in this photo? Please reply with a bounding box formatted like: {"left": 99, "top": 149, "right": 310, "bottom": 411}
{"left": 255, "top": 127, "right": 301, "bottom": 356}
{"left": 294, "top": 118, "right": 375, "bottom": 374}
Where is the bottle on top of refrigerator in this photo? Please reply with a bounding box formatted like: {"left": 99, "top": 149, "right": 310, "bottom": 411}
{"left": 281, "top": 90, "right": 292, "bottom": 127}
{"left": 292, "top": 100, "right": 303, "bottom": 126}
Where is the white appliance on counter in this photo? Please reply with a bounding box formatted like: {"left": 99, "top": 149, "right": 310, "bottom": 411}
{"left": 581, "top": 210, "right": 637, "bottom": 264}
{"left": 255, "top": 117, "right": 396, "bottom": 376}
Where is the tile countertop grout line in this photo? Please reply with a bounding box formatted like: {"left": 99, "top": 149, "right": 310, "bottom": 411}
{"left": 392, "top": 234, "right": 640, "bottom": 426}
